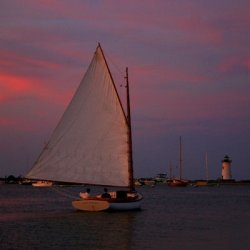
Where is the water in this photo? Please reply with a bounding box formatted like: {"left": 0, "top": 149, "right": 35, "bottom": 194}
{"left": 1, "top": 184, "right": 250, "bottom": 250}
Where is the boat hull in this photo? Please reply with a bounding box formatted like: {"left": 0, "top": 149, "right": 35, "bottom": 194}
{"left": 167, "top": 179, "right": 188, "bottom": 187}
{"left": 73, "top": 192, "right": 143, "bottom": 212}
{"left": 32, "top": 181, "right": 53, "bottom": 187}
{"left": 72, "top": 200, "right": 110, "bottom": 211}
{"left": 109, "top": 195, "right": 143, "bottom": 211}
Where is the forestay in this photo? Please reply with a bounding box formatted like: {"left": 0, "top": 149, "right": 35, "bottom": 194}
{"left": 26, "top": 45, "right": 130, "bottom": 187}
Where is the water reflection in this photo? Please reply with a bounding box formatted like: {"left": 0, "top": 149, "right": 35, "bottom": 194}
{"left": 0, "top": 185, "right": 139, "bottom": 250}
{"left": 1, "top": 185, "right": 250, "bottom": 250}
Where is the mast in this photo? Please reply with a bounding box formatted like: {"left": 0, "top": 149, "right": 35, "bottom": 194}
{"left": 179, "top": 136, "right": 182, "bottom": 180}
{"left": 125, "top": 67, "right": 135, "bottom": 191}
{"left": 169, "top": 160, "right": 172, "bottom": 180}
{"left": 205, "top": 152, "right": 208, "bottom": 181}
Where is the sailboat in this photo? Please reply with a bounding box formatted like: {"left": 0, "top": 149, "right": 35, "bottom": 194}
{"left": 195, "top": 152, "right": 209, "bottom": 186}
{"left": 167, "top": 136, "right": 188, "bottom": 187}
{"left": 26, "top": 43, "right": 143, "bottom": 211}
{"left": 195, "top": 152, "right": 217, "bottom": 187}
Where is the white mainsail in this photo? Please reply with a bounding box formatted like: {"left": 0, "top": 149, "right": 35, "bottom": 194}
{"left": 26, "top": 45, "right": 130, "bottom": 187}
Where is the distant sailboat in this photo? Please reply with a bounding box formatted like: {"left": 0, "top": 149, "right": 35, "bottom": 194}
{"left": 26, "top": 44, "right": 143, "bottom": 211}
{"left": 168, "top": 136, "right": 188, "bottom": 187}
{"left": 195, "top": 152, "right": 214, "bottom": 187}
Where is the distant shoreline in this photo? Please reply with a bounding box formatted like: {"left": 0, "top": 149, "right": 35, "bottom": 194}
{"left": 1, "top": 175, "right": 250, "bottom": 186}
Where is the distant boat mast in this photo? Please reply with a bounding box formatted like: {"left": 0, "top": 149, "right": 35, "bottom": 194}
{"left": 205, "top": 152, "right": 208, "bottom": 181}
{"left": 169, "top": 160, "right": 173, "bottom": 180}
{"left": 179, "top": 136, "right": 183, "bottom": 180}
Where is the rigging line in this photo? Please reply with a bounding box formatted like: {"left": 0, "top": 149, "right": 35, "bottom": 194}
{"left": 105, "top": 52, "right": 124, "bottom": 76}
{"left": 51, "top": 186, "right": 79, "bottom": 200}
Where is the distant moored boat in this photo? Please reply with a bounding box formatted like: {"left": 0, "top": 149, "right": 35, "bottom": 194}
{"left": 32, "top": 181, "right": 53, "bottom": 187}
{"left": 168, "top": 136, "right": 188, "bottom": 187}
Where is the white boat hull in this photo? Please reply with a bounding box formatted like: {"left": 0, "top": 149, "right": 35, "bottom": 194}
{"left": 32, "top": 181, "right": 53, "bottom": 187}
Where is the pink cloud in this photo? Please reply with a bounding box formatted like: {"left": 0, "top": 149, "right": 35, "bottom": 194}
{"left": 0, "top": 73, "right": 63, "bottom": 104}
{"left": 134, "top": 65, "right": 208, "bottom": 84}
{"left": 243, "top": 59, "right": 250, "bottom": 69}
{"left": 10, "top": 0, "right": 223, "bottom": 48}
{"left": 130, "top": 64, "right": 250, "bottom": 137}
{"left": 136, "top": 92, "right": 250, "bottom": 137}
{"left": 218, "top": 57, "right": 250, "bottom": 72}
{"left": 0, "top": 117, "right": 15, "bottom": 127}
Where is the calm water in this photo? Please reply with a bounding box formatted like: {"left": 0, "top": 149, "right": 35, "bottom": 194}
{"left": 0, "top": 184, "right": 250, "bottom": 250}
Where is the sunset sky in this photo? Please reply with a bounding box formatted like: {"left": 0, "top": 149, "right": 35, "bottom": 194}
{"left": 1, "top": 0, "right": 250, "bottom": 180}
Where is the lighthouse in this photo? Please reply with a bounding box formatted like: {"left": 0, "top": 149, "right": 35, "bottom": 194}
{"left": 221, "top": 155, "right": 232, "bottom": 180}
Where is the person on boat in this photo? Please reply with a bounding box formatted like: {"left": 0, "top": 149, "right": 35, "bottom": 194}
{"left": 80, "top": 188, "right": 91, "bottom": 199}
{"left": 101, "top": 188, "right": 111, "bottom": 198}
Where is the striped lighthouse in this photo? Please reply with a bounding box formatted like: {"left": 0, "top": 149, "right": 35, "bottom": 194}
{"left": 221, "top": 155, "right": 232, "bottom": 180}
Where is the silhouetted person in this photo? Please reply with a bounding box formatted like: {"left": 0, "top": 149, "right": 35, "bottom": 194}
{"left": 80, "top": 188, "right": 91, "bottom": 199}
{"left": 101, "top": 188, "right": 111, "bottom": 198}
